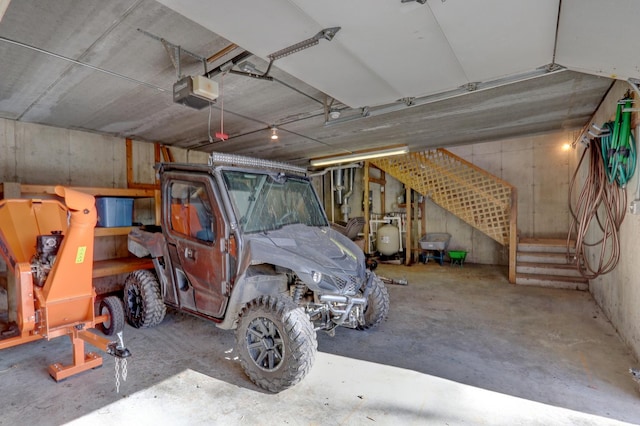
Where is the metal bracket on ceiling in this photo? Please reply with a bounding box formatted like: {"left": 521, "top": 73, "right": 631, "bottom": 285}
{"left": 227, "top": 69, "right": 274, "bottom": 81}
{"left": 324, "top": 96, "right": 348, "bottom": 122}
{"left": 226, "top": 27, "right": 341, "bottom": 83}
{"left": 138, "top": 28, "right": 208, "bottom": 79}
{"left": 544, "top": 63, "right": 565, "bottom": 73}
{"left": 267, "top": 27, "right": 341, "bottom": 62}
{"left": 462, "top": 82, "right": 478, "bottom": 92}
{"left": 400, "top": 97, "right": 416, "bottom": 106}
{"left": 225, "top": 61, "right": 273, "bottom": 81}
{"left": 627, "top": 78, "right": 640, "bottom": 100}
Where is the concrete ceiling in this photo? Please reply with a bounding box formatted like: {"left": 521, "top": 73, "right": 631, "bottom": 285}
{"left": 1, "top": 0, "right": 635, "bottom": 167}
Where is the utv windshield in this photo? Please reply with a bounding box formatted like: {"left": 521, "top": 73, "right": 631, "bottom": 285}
{"left": 222, "top": 170, "right": 329, "bottom": 234}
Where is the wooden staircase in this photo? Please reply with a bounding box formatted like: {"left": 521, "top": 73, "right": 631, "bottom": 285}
{"left": 369, "top": 149, "right": 517, "bottom": 281}
{"left": 515, "top": 238, "right": 588, "bottom": 290}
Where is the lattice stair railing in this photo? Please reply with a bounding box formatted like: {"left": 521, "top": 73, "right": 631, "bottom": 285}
{"left": 370, "top": 149, "right": 515, "bottom": 246}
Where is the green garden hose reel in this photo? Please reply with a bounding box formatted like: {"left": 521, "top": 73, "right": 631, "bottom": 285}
{"left": 599, "top": 92, "right": 637, "bottom": 188}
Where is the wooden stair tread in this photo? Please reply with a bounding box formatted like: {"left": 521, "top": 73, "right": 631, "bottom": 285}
{"left": 515, "top": 272, "right": 587, "bottom": 283}
{"left": 516, "top": 261, "right": 578, "bottom": 270}
{"left": 93, "top": 257, "right": 153, "bottom": 278}
{"left": 516, "top": 252, "right": 575, "bottom": 262}
{"left": 518, "top": 238, "right": 575, "bottom": 247}
{"left": 517, "top": 250, "right": 574, "bottom": 256}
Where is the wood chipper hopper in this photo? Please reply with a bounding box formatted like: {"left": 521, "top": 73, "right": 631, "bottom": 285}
{"left": 0, "top": 186, "right": 130, "bottom": 381}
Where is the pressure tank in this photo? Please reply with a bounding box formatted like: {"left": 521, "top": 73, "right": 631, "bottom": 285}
{"left": 376, "top": 224, "right": 400, "bottom": 256}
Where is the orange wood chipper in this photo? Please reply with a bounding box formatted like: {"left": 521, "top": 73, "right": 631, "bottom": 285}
{"left": 0, "top": 186, "right": 130, "bottom": 381}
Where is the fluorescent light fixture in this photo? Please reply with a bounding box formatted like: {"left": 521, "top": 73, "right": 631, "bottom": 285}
{"left": 310, "top": 145, "right": 409, "bottom": 167}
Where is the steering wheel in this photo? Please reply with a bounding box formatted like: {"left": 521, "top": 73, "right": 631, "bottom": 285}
{"left": 277, "top": 211, "right": 296, "bottom": 226}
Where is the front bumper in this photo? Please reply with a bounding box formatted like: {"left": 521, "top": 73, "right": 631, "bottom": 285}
{"left": 318, "top": 294, "right": 367, "bottom": 326}
{"left": 310, "top": 271, "right": 375, "bottom": 330}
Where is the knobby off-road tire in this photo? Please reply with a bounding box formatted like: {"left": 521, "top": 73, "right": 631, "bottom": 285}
{"left": 356, "top": 274, "right": 390, "bottom": 330}
{"left": 236, "top": 295, "right": 317, "bottom": 393}
{"left": 98, "top": 295, "right": 125, "bottom": 336}
{"left": 123, "top": 269, "right": 166, "bottom": 328}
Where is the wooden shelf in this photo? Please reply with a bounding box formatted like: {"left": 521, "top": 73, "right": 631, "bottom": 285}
{"left": 17, "top": 184, "right": 156, "bottom": 198}
{"left": 93, "top": 257, "right": 154, "bottom": 279}
{"left": 1, "top": 182, "right": 160, "bottom": 279}
{"left": 2, "top": 181, "right": 161, "bottom": 226}
{"left": 94, "top": 226, "right": 137, "bottom": 237}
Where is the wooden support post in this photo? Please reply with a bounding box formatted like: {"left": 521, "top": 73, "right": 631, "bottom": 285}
{"left": 154, "top": 142, "right": 161, "bottom": 163}
{"left": 415, "top": 194, "right": 421, "bottom": 263}
{"left": 421, "top": 195, "right": 427, "bottom": 242}
{"left": 155, "top": 189, "right": 161, "bottom": 226}
{"left": 363, "top": 162, "right": 370, "bottom": 254}
{"left": 379, "top": 169, "right": 385, "bottom": 217}
{"left": 126, "top": 138, "right": 134, "bottom": 188}
{"left": 405, "top": 186, "right": 412, "bottom": 265}
{"left": 509, "top": 188, "right": 518, "bottom": 284}
{"left": 160, "top": 145, "right": 175, "bottom": 162}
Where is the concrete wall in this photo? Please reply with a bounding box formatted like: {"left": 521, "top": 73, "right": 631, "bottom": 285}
{"left": 0, "top": 118, "right": 209, "bottom": 290}
{"left": 0, "top": 118, "right": 209, "bottom": 226}
{"left": 323, "top": 130, "right": 577, "bottom": 265}
{"left": 0, "top": 117, "right": 208, "bottom": 192}
{"left": 574, "top": 80, "right": 640, "bottom": 361}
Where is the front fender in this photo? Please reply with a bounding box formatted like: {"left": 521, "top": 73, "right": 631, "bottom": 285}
{"left": 241, "top": 238, "right": 345, "bottom": 293}
{"left": 128, "top": 228, "right": 166, "bottom": 258}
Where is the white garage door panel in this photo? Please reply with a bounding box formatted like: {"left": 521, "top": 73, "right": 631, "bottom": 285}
{"left": 157, "top": 0, "right": 317, "bottom": 56}
{"left": 158, "top": 0, "right": 402, "bottom": 107}
{"left": 429, "top": 0, "right": 559, "bottom": 82}
{"left": 158, "top": 0, "right": 632, "bottom": 111}
{"left": 556, "top": 0, "right": 640, "bottom": 80}
{"left": 291, "top": 0, "right": 468, "bottom": 102}
{"left": 276, "top": 42, "right": 402, "bottom": 108}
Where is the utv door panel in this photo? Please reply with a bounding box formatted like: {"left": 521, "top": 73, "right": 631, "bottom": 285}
{"left": 163, "top": 174, "right": 229, "bottom": 319}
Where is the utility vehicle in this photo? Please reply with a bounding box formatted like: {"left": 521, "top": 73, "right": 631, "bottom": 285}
{"left": 127, "top": 153, "right": 389, "bottom": 392}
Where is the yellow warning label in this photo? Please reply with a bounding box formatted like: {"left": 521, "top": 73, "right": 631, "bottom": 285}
{"left": 75, "top": 246, "right": 87, "bottom": 264}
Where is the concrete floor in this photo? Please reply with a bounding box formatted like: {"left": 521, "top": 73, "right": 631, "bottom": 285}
{"left": 1, "top": 263, "right": 639, "bottom": 425}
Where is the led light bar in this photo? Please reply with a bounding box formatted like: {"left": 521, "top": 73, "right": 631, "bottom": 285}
{"left": 209, "top": 152, "right": 307, "bottom": 175}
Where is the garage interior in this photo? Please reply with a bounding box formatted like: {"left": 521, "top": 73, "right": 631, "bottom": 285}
{"left": 1, "top": 0, "right": 640, "bottom": 424}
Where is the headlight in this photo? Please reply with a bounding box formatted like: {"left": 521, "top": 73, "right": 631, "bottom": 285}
{"left": 311, "top": 271, "right": 322, "bottom": 284}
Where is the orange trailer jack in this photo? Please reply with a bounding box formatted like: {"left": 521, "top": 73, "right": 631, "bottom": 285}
{"left": 0, "top": 186, "right": 130, "bottom": 381}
